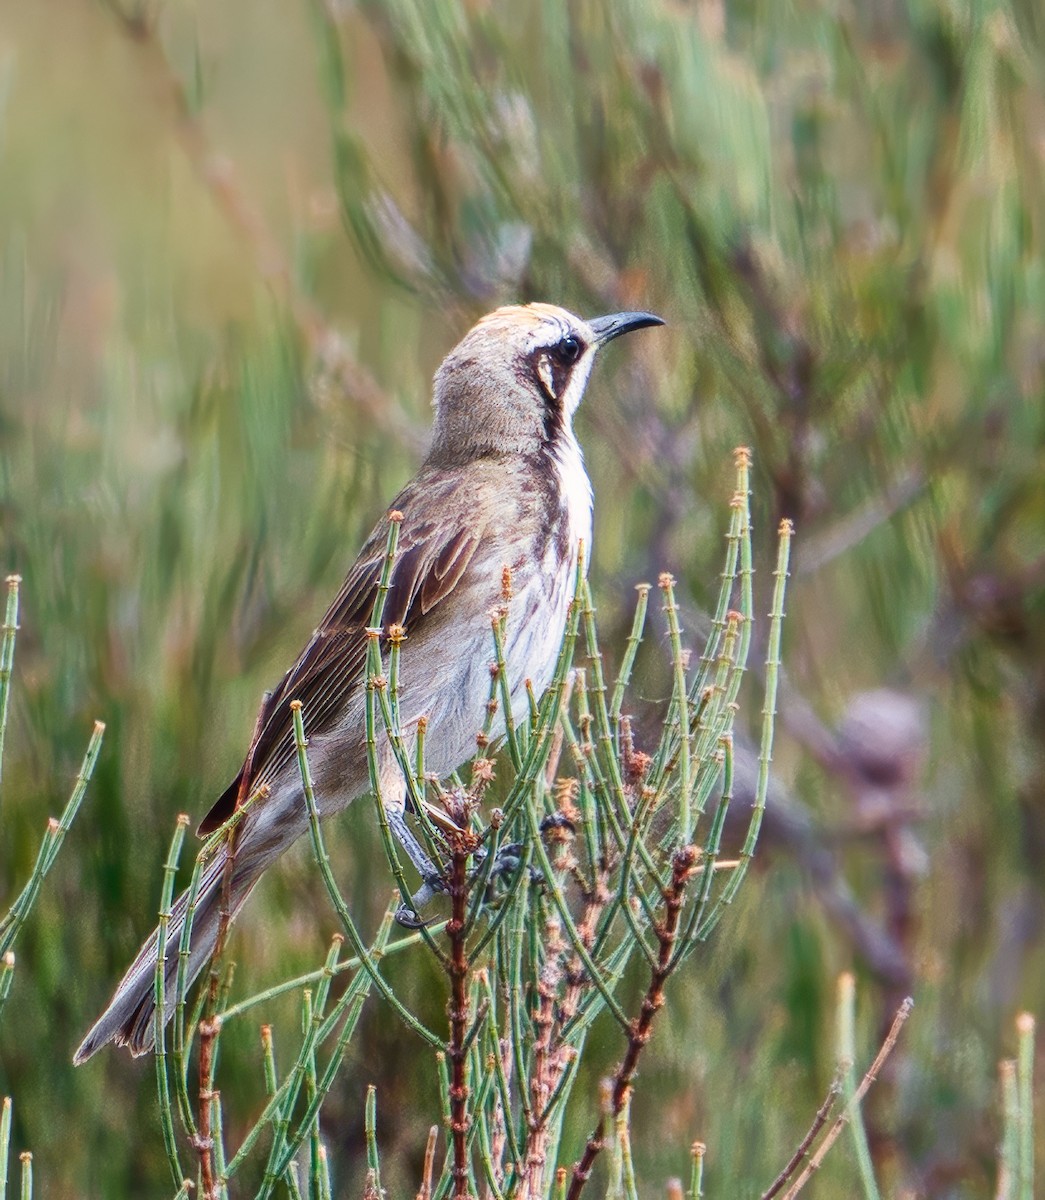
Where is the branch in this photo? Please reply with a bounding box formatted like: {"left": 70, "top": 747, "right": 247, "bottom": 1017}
{"left": 566, "top": 847, "right": 699, "bottom": 1200}
{"left": 779, "top": 997, "right": 913, "bottom": 1200}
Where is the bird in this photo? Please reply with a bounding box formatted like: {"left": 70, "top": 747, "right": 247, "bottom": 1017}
{"left": 74, "top": 302, "right": 664, "bottom": 1063}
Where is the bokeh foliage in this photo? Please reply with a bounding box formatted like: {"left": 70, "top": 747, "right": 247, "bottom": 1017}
{"left": 0, "top": 0, "right": 1042, "bottom": 1195}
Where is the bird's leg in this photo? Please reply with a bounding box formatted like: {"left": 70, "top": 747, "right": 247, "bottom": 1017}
{"left": 388, "top": 806, "right": 448, "bottom": 927}
{"left": 378, "top": 756, "right": 447, "bottom": 927}
{"left": 478, "top": 813, "right": 576, "bottom": 901}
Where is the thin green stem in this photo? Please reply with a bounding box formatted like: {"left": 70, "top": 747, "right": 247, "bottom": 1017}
{"left": 219, "top": 921, "right": 444, "bottom": 1022}
{"left": 365, "top": 1086, "right": 382, "bottom": 1195}
{"left": 503, "top": 877, "right": 534, "bottom": 1130}
{"left": 690, "top": 1142, "right": 706, "bottom": 1200}
{"left": 691, "top": 613, "right": 741, "bottom": 779}
{"left": 609, "top": 583, "right": 650, "bottom": 732}
{"left": 579, "top": 577, "right": 631, "bottom": 834}
{"left": 524, "top": 802, "right": 630, "bottom": 1032}
{"left": 0, "top": 720, "right": 105, "bottom": 958}
{"left": 478, "top": 972, "right": 523, "bottom": 1172}
{"left": 172, "top": 848, "right": 208, "bottom": 1138}
{"left": 672, "top": 739, "right": 729, "bottom": 967}
{"left": 238, "top": 941, "right": 379, "bottom": 1194}
{"left": 691, "top": 449, "right": 750, "bottom": 701}
{"left": 697, "top": 520, "right": 791, "bottom": 937}
{"left": 292, "top": 702, "right": 442, "bottom": 1047}
{"left": 490, "top": 612, "right": 522, "bottom": 771}
{"left": 0, "top": 956, "right": 14, "bottom": 1029}
{"left": 365, "top": 642, "right": 432, "bottom": 904}
{"left": 259, "top": 1027, "right": 304, "bottom": 1200}
{"left": 837, "top": 973, "right": 880, "bottom": 1200}
{"left": 0, "top": 1097, "right": 11, "bottom": 1200}
{"left": 211, "top": 1091, "right": 229, "bottom": 1200}
{"left": 155, "top": 815, "right": 189, "bottom": 1189}
{"left": 0, "top": 576, "right": 21, "bottom": 810}
{"left": 255, "top": 939, "right": 381, "bottom": 1196}
{"left": 661, "top": 575, "right": 693, "bottom": 843}
{"left": 302, "top": 990, "right": 323, "bottom": 1200}
{"left": 1017, "top": 1012, "right": 1035, "bottom": 1200}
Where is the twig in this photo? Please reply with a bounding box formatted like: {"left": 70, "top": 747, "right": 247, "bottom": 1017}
{"left": 780, "top": 997, "right": 914, "bottom": 1200}
{"left": 0, "top": 576, "right": 20, "bottom": 810}
{"left": 0, "top": 720, "right": 106, "bottom": 958}
{"left": 566, "top": 846, "right": 699, "bottom": 1200}
{"left": 1, "top": 1096, "right": 11, "bottom": 1197}
{"left": 444, "top": 806, "right": 481, "bottom": 1199}
{"left": 365, "top": 1086, "right": 382, "bottom": 1198}
{"left": 193, "top": 698, "right": 271, "bottom": 1200}
{"left": 291, "top": 701, "right": 442, "bottom": 1047}
{"left": 155, "top": 815, "right": 190, "bottom": 1188}
{"left": 192, "top": 1014, "right": 220, "bottom": 1200}
{"left": 1016, "top": 1012, "right": 1035, "bottom": 1200}
{"left": 997, "top": 1059, "right": 1018, "bottom": 1200}
{"left": 761, "top": 1078, "right": 842, "bottom": 1200}
{"left": 416, "top": 1126, "right": 439, "bottom": 1200}
{"left": 689, "top": 1142, "right": 706, "bottom": 1200}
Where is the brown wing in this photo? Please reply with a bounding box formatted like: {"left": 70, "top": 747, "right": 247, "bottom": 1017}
{"left": 198, "top": 492, "right": 484, "bottom": 835}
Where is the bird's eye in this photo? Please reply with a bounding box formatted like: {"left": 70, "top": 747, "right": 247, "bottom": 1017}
{"left": 555, "top": 335, "right": 582, "bottom": 364}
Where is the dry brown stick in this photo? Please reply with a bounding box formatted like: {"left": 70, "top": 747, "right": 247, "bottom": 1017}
{"left": 566, "top": 846, "right": 699, "bottom": 1200}
{"left": 184, "top": 687, "right": 270, "bottom": 1198}
{"left": 191, "top": 1015, "right": 218, "bottom": 1199}
{"left": 761, "top": 1077, "right": 842, "bottom": 1200}
{"left": 446, "top": 833, "right": 476, "bottom": 1198}
{"left": 524, "top": 917, "right": 561, "bottom": 1199}
{"left": 188, "top": 701, "right": 270, "bottom": 1198}
{"left": 520, "top": 829, "right": 607, "bottom": 1197}
{"left": 416, "top": 1124, "right": 439, "bottom": 1200}
{"left": 484, "top": 1035, "right": 511, "bottom": 1200}
{"left": 780, "top": 997, "right": 914, "bottom": 1200}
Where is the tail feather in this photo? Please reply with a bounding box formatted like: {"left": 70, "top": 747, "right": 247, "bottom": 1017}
{"left": 74, "top": 852, "right": 256, "bottom": 1064}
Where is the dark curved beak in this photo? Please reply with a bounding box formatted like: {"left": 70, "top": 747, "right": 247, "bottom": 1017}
{"left": 588, "top": 310, "right": 665, "bottom": 346}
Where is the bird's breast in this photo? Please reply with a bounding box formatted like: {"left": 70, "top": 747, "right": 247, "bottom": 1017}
{"left": 536, "top": 431, "right": 593, "bottom": 578}
{"left": 500, "top": 433, "right": 592, "bottom": 705}
{"left": 382, "top": 443, "right": 592, "bottom": 776}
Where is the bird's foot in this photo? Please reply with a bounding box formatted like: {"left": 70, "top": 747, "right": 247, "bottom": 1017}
{"left": 394, "top": 873, "right": 449, "bottom": 928}
{"left": 393, "top": 813, "right": 574, "bottom": 926}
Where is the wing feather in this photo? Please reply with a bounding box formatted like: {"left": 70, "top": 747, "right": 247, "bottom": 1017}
{"left": 198, "top": 496, "right": 486, "bottom": 835}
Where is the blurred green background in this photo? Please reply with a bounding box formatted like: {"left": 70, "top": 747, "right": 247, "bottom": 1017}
{"left": 1, "top": 0, "right": 1043, "bottom": 1195}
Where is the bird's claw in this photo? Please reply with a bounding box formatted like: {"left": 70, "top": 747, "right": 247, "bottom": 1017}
{"left": 394, "top": 872, "right": 450, "bottom": 928}
{"left": 480, "top": 842, "right": 544, "bottom": 902}
{"left": 394, "top": 902, "right": 429, "bottom": 929}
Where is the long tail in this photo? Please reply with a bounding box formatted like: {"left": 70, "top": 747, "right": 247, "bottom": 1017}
{"left": 74, "top": 849, "right": 257, "bottom": 1063}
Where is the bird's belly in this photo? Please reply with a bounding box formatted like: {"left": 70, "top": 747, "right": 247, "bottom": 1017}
{"left": 393, "top": 557, "right": 578, "bottom": 779}
{"left": 502, "top": 559, "right": 577, "bottom": 709}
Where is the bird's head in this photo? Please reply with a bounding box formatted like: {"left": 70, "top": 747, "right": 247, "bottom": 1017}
{"left": 429, "top": 303, "right": 664, "bottom": 464}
